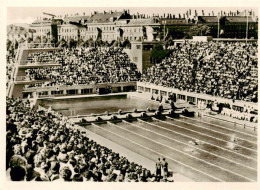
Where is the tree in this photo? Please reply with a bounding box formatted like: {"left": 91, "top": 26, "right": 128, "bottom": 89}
{"left": 14, "top": 40, "right": 19, "bottom": 49}
{"left": 109, "top": 40, "right": 116, "bottom": 47}
{"left": 77, "top": 38, "right": 84, "bottom": 47}
{"left": 27, "top": 37, "right": 33, "bottom": 43}
{"left": 184, "top": 24, "right": 212, "bottom": 39}
{"left": 96, "top": 38, "right": 105, "bottom": 47}
{"left": 42, "top": 36, "right": 48, "bottom": 43}
{"left": 151, "top": 44, "right": 173, "bottom": 63}
{"left": 121, "top": 39, "right": 131, "bottom": 48}
{"left": 50, "top": 37, "right": 57, "bottom": 45}
{"left": 6, "top": 39, "right": 12, "bottom": 50}
{"left": 18, "top": 38, "right": 26, "bottom": 44}
{"left": 33, "top": 36, "right": 41, "bottom": 44}
{"left": 57, "top": 38, "right": 67, "bottom": 48}
{"left": 111, "top": 40, "right": 120, "bottom": 48}
{"left": 67, "top": 38, "right": 77, "bottom": 48}
{"left": 87, "top": 38, "right": 95, "bottom": 47}
{"left": 81, "top": 40, "right": 89, "bottom": 47}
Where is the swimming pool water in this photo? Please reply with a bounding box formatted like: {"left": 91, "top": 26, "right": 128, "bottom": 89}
{"left": 38, "top": 95, "right": 161, "bottom": 116}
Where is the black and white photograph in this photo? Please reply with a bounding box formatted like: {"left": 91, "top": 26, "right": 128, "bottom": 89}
{"left": 1, "top": 0, "right": 259, "bottom": 189}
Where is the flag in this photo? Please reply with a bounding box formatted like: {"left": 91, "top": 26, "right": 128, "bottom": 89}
{"left": 96, "top": 27, "right": 102, "bottom": 40}
{"left": 43, "top": 12, "right": 56, "bottom": 17}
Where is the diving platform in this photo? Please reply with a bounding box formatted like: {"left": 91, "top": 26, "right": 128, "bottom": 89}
{"left": 14, "top": 79, "right": 52, "bottom": 85}
{"left": 18, "top": 63, "right": 61, "bottom": 69}
{"left": 7, "top": 43, "right": 61, "bottom": 99}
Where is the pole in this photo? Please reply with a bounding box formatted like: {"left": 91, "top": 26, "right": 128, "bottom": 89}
{"left": 164, "top": 22, "right": 166, "bottom": 41}
{"left": 41, "top": 13, "right": 43, "bottom": 46}
{"left": 217, "top": 14, "right": 220, "bottom": 38}
{"left": 246, "top": 10, "right": 248, "bottom": 43}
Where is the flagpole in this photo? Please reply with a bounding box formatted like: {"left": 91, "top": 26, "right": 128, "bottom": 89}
{"left": 217, "top": 13, "right": 220, "bottom": 38}
{"left": 41, "top": 13, "right": 43, "bottom": 46}
{"left": 246, "top": 10, "right": 248, "bottom": 43}
{"left": 164, "top": 22, "right": 165, "bottom": 41}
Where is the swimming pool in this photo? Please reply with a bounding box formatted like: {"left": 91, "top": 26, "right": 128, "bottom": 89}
{"left": 37, "top": 94, "right": 257, "bottom": 182}
{"left": 37, "top": 95, "right": 162, "bottom": 116}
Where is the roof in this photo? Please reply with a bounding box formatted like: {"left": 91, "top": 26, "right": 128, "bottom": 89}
{"left": 198, "top": 16, "right": 218, "bottom": 23}
{"left": 160, "top": 18, "right": 190, "bottom": 25}
{"left": 64, "top": 15, "right": 90, "bottom": 23}
{"left": 128, "top": 18, "right": 159, "bottom": 25}
{"left": 224, "top": 16, "right": 255, "bottom": 23}
{"left": 7, "top": 26, "right": 28, "bottom": 36}
{"left": 31, "top": 18, "right": 52, "bottom": 25}
{"left": 87, "top": 11, "right": 124, "bottom": 23}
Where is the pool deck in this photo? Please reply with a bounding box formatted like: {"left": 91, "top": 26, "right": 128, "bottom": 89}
{"left": 200, "top": 112, "right": 257, "bottom": 129}
{"left": 129, "top": 92, "right": 257, "bottom": 130}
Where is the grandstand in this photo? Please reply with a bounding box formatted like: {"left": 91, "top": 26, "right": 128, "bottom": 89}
{"left": 7, "top": 43, "right": 61, "bottom": 99}
{"left": 6, "top": 39, "right": 258, "bottom": 182}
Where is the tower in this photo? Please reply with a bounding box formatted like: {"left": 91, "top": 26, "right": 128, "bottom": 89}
{"left": 7, "top": 43, "right": 61, "bottom": 99}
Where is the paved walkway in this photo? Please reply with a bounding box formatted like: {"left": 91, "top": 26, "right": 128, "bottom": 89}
{"left": 129, "top": 92, "right": 257, "bottom": 130}
{"left": 200, "top": 112, "right": 257, "bottom": 129}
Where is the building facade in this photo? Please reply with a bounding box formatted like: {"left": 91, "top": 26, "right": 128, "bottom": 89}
{"left": 29, "top": 18, "right": 62, "bottom": 42}
{"left": 24, "top": 10, "right": 259, "bottom": 44}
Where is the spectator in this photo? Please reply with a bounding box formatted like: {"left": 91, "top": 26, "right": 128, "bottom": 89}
{"left": 161, "top": 158, "right": 168, "bottom": 181}
{"left": 6, "top": 97, "right": 170, "bottom": 182}
{"left": 21, "top": 47, "right": 140, "bottom": 88}
{"left": 141, "top": 41, "right": 258, "bottom": 103}
{"left": 155, "top": 158, "right": 162, "bottom": 181}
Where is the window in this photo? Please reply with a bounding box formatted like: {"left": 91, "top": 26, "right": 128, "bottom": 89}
{"left": 160, "top": 91, "right": 167, "bottom": 97}
{"left": 177, "top": 94, "right": 186, "bottom": 100}
{"left": 81, "top": 89, "right": 90, "bottom": 94}
{"left": 145, "top": 88, "right": 151, "bottom": 92}
{"left": 51, "top": 90, "right": 63, "bottom": 95}
{"left": 133, "top": 57, "right": 138, "bottom": 62}
{"left": 138, "top": 86, "right": 144, "bottom": 91}
{"left": 39, "top": 91, "right": 48, "bottom": 96}
{"left": 136, "top": 45, "right": 141, "bottom": 49}
{"left": 66, "top": 89, "right": 77, "bottom": 95}
{"left": 152, "top": 89, "right": 159, "bottom": 94}
{"left": 187, "top": 96, "right": 195, "bottom": 103}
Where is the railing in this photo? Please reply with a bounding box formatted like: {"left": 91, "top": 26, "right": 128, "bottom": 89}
{"left": 19, "top": 43, "right": 56, "bottom": 49}
{"left": 14, "top": 48, "right": 20, "bottom": 64}
{"left": 18, "top": 60, "right": 60, "bottom": 65}
{"left": 137, "top": 82, "right": 258, "bottom": 110}
{"left": 15, "top": 76, "right": 28, "bottom": 81}
{"left": 7, "top": 46, "right": 22, "bottom": 97}
{"left": 203, "top": 113, "right": 257, "bottom": 131}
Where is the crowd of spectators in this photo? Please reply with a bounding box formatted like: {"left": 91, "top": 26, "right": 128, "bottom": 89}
{"left": 141, "top": 41, "right": 258, "bottom": 103}
{"left": 7, "top": 41, "right": 258, "bottom": 103}
{"left": 6, "top": 50, "right": 17, "bottom": 89}
{"left": 6, "top": 97, "right": 170, "bottom": 182}
{"left": 23, "top": 47, "right": 140, "bottom": 87}
{"left": 220, "top": 106, "right": 257, "bottom": 123}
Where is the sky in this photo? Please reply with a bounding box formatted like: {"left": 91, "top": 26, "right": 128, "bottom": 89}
{"left": 7, "top": 7, "right": 258, "bottom": 25}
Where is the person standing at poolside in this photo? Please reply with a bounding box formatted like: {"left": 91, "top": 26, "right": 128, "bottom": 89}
{"left": 155, "top": 158, "right": 162, "bottom": 181}
{"left": 161, "top": 158, "right": 168, "bottom": 181}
